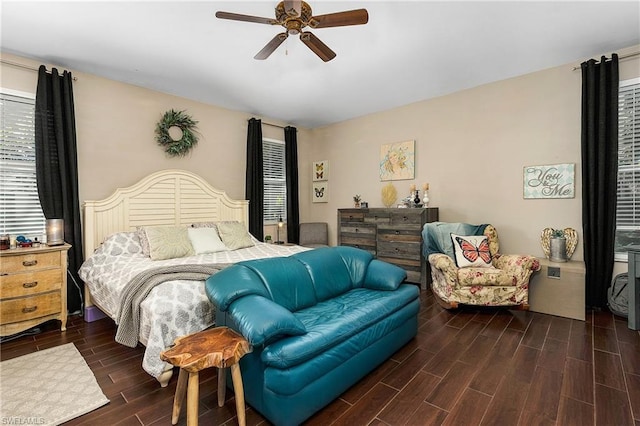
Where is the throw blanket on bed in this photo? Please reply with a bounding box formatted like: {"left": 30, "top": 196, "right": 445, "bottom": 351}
{"left": 116, "top": 264, "right": 229, "bottom": 347}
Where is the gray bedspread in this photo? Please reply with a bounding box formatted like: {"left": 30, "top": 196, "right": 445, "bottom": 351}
{"left": 115, "top": 264, "right": 229, "bottom": 347}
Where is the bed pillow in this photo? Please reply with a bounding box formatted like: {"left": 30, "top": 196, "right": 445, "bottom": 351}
{"left": 217, "top": 221, "right": 255, "bottom": 250}
{"left": 191, "top": 222, "right": 219, "bottom": 232}
{"left": 101, "top": 232, "right": 144, "bottom": 256}
{"left": 451, "top": 233, "right": 493, "bottom": 268}
{"left": 187, "top": 227, "right": 228, "bottom": 254}
{"left": 137, "top": 226, "right": 151, "bottom": 257}
{"left": 143, "top": 226, "right": 194, "bottom": 260}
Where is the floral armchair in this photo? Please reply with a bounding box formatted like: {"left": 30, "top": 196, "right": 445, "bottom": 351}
{"left": 422, "top": 222, "right": 540, "bottom": 309}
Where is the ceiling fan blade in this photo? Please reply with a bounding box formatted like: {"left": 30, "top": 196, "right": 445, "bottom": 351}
{"left": 309, "top": 9, "right": 368, "bottom": 28}
{"left": 300, "top": 32, "right": 336, "bottom": 62}
{"left": 254, "top": 32, "right": 288, "bottom": 60}
{"left": 283, "top": 0, "right": 302, "bottom": 17}
{"left": 215, "top": 11, "right": 276, "bottom": 25}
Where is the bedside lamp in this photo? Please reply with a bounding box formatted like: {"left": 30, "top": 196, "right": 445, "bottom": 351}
{"left": 276, "top": 216, "right": 284, "bottom": 244}
{"left": 46, "top": 219, "right": 64, "bottom": 246}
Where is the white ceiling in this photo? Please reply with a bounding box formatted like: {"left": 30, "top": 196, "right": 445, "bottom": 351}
{"left": 2, "top": 1, "right": 639, "bottom": 128}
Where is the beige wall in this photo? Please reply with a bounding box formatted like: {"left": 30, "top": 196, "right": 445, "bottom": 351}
{"left": 3, "top": 45, "right": 639, "bottom": 268}
{"left": 300, "top": 45, "right": 640, "bottom": 271}
{"left": 0, "top": 53, "right": 309, "bottom": 206}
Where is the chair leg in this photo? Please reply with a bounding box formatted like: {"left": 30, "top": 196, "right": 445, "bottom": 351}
{"left": 217, "top": 367, "right": 226, "bottom": 407}
{"left": 434, "top": 295, "right": 458, "bottom": 310}
{"left": 231, "top": 364, "right": 246, "bottom": 426}
{"left": 172, "top": 369, "right": 188, "bottom": 425}
{"left": 187, "top": 371, "right": 199, "bottom": 426}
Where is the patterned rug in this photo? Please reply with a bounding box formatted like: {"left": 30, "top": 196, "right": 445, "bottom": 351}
{"left": 0, "top": 343, "right": 109, "bottom": 425}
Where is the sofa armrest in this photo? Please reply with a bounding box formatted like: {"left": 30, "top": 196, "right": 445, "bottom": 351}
{"left": 205, "top": 265, "right": 270, "bottom": 311}
{"left": 493, "top": 254, "right": 541, "bottom": 272}
{"left": 228, "top": 294, "right": 307, "bottom": 346}
{"left": 364, "top": 259, "right": 407, "bottom": 290}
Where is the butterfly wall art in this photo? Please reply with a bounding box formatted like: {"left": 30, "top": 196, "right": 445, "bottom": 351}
{"left": 312, "top": 160, "right": 329, "bottom": 182}
{"left": 312, "top": 182, "right": 328, "bottom": 203}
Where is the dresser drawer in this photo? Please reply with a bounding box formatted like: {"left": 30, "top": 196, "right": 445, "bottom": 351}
{"left": 377, "top": 226, "right": 421, "bottom": 242}
{"left": 0, "top": 292, "right": 62, "bottom": 324}
{"left": 377, "top": 241, "right": 421, "bottom": 260}
{"left": 363, "top": 210, "right": 391, "bottom": 224}
{"left": 1, "top": 251, "right": 61, "bottom": 274}
{"left": 0, "top": 269, "right": 62, "bottom": 299}
{"left": 390, "top": 212, "right": 424, "bottom": 226}
{"left": 339, "top": 211, "right": 365, "bottom": 223}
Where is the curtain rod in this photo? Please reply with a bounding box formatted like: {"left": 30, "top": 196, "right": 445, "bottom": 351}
{"left": 1, "top": 59, "right": 78, "bottom": 81}
{"left": 571, "top": 51, "right": 639, "bottom": 71}
{"left": 263, "top": 121, "right": 286, "bottom": 129}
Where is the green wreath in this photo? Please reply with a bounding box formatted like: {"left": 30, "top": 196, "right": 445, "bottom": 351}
{"left": 155, "top": 109, "right": 199, "bottom": 157}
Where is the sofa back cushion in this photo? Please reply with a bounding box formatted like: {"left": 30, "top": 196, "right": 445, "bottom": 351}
{"left": 293, "top": 247, "right": 372, "bottom": 302}
{"left": 241, "top": 257, "right": 318, "bottom": 312}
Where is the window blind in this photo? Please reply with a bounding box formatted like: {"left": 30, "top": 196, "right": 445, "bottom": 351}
{"left": 0, "top": 92, "right": 46, "bottom": 237}
{"left": 263, "top": 138, "right": 287, "bottom": 223}
{"left": 615, "top": 79, "right": 640, "bottom": 257}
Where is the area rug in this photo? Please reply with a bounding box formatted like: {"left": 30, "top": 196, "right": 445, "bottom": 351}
{"left": 0, "top": 343, "right": 109, "bottom": 425}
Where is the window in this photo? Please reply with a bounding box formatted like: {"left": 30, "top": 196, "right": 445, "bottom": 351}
{"left": 263, "top": 138, "right": 286, "bottom": 223}
{"left": 615, "top": 78, "right": 640, "bottom": 261}
{"left": 0, "top": 91, "right": 45, "bottom": 237}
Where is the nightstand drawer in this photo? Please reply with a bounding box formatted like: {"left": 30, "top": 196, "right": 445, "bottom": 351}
{"left": 0, "top": 292, "right": 62, "bottom": 324}
{"left": 1, "top": 251, "right": 60, "bottom": 274}
{"left": 0, "top": 269, "right": 62, "bottom": 299}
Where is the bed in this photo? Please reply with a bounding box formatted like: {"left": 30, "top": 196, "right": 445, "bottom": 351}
{"left": 79, "top": 169, "right": 309, "bottom": 386}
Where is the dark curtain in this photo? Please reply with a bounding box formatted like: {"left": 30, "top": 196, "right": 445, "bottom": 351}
{"left": 35, "top": 66, "right": 84, "bottom": 313}
{"left": 246, "top": 118, "right": 264, "bottom": 241}
{"left": 581, "top": 54, "right": 619, "bottom": 309}
{"left": 285, "top": 126, "right": 300, "bottom": 244}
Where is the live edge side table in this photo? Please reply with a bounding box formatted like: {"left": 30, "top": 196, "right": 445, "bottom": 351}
{"left": 160, "top": 326, "right": 252, "bottom": 426}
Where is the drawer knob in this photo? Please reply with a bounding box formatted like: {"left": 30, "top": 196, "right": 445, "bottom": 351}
{"left": 395, "top": 230, "right": 400, "bottom": 235}
{"left": 355, "top": 228, "right": 359, "bottom": 233}
{"left": 22, "top": 260, "right": 38, "bottom": 267}
{"left": 403, "top": 216, "right": 408, "bottom": 221}
{"left": 22, "top": 281, "right": 38, "bottom": 288}
{"left": 395, "top": 247, "right": 400, "bottom": 252}
{"left": 22, "top": 306, "right": 38, "bottom": 314}
{"left": 349, "top": 215, "right": 353, "bottom": 219}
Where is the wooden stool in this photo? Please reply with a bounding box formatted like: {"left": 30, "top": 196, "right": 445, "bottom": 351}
{"left": 160, "top": 326, "right": 251, "bottom": 426}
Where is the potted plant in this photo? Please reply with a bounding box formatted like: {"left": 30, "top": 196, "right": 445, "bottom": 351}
{"left": 264, "top": 235, "right": 272, "bottom": 244}
{"left": 550, "top": 228, "right": 567, "bottom": 262}
{"left": 353, "top": 194, "right": 361, "bottom": 208}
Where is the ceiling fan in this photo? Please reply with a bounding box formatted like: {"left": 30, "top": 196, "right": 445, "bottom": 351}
{"left": 215, "top": 1, "right": 369, "bottom": 62}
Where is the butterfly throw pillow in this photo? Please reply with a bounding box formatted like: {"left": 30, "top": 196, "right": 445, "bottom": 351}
{"left": 451, "top": 233, "right": 493, "bottom": 268}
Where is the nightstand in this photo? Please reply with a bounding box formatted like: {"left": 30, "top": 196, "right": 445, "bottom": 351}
{"left": 529, "top": 257, "right": 585, "bottom": 320}
{"left": 0, "top": 243, "right": 71, "bottom": 336}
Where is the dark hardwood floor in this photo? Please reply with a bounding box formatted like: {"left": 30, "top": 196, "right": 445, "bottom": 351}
{"left": 1, "top": 289, "right": 639, "bottom": 426}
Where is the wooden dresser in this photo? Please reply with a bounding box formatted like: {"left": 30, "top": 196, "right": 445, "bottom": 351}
{"left": 0, "top": 244, "right": 71, "bottom": 336}
{"left": 338, "top": 208, "right": 439, "bottom": 288}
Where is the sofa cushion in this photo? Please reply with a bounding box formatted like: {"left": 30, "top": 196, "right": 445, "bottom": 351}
{"left": 457, "top": 267, "right": 517, "bottom": 286}
{"left": 261, "top": 284, "right": 419, "bottom": 369}
{"left": 241, "top": 257, "right": 318, "bottom": 312}
{"left": 206, "top": 265, "right": 270, "bottom": 311}
{"left": 293, "top": 247, "right": 360, "bottom": 301}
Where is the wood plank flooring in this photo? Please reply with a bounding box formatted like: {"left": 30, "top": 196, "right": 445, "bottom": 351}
{"left": 1, "top": 289, "right": 638, "bottom": 425}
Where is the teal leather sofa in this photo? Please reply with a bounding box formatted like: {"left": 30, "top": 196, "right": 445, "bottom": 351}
{"left": 205, "top": 246, "right": 420, "bottom": 426}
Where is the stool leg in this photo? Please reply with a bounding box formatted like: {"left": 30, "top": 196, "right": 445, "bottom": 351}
{"left": 172, "top": 369, "right": 188, "bottom": 425}
{"left": 217, "top": 367, "right": 226, "bottom": 407}
{"left": 230, "top": 364, "right": 246, "bottom": 426}
{"left": 187, "top": 371, "right": 199, "bottom": 426}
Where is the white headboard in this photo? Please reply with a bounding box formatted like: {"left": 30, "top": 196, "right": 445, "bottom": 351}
{"left": 82, "top": 169, "right": 249, "bottom": 260}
